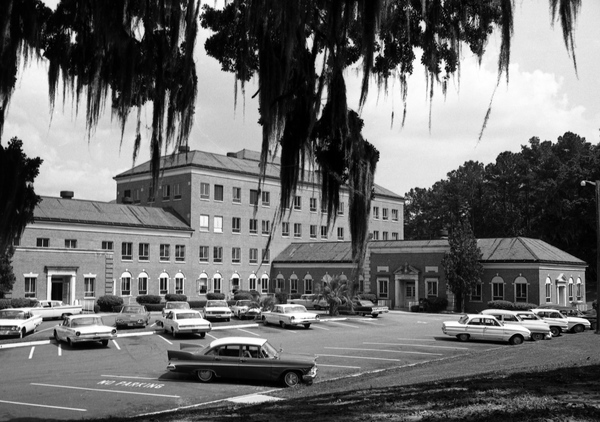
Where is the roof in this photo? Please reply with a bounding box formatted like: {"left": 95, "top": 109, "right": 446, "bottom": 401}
{"left": 273, "top": 242, "right": 355, "bottom": 264}
{"left": 209, "top": 337, "right": 267, "bottom": 348}
{"left": 477, "top": 237, "right": 586, "bottom": 265}
{"left": 34, "top": 196, "right": 192, "bottom": 232}
{"left": 114, "top": 149, "right": 403, "bottom": 200}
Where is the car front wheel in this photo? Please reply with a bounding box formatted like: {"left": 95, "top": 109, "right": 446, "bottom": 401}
{"left": 19, "top": 328, "right": 26, "bottom": 338}
{"left": 262, "top": 317, "right": 269, "bottom": 326}
{"left": 101, "top": 339, "right": 109, "bottom": 347}
{"left": 531, "top": 332, "right": 545, "bottom": 341}
{"left": 282, "top": 371, "right": 301, "bottom": 387}
{"left": 509, "top": 335, "right": 524, "bottom": 345}
{"left": 303, "top": 323, "right": 311, "bottom": 329}
{"left": 549, "top": 326, "right": 561, "bottom": 337}
{"left": 457, "top": 333, "right": 469, "bottom": 342}
{"left": 572, "top": 324, "right": 585, "bottom": 333}
{"left": 53, "top": 330, "right": 60, "bottom": 342}
{"left": 196, "top": 370, "right": 214, "bottom": 383}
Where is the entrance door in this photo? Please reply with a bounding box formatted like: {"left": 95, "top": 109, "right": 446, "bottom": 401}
{"left": 404, "top": 281, "right": 416, "bottom": 309}
{"left": 51, "top": 277, "right": 63, "bottom": 301}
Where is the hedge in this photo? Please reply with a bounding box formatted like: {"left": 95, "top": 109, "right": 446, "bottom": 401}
{"left": 97, "top": 295, "right": 124, "bottom": 312}
{"left": 275, "top": 292, "right": 288, "bottom": 304}
{"left": 0, "top": 298, "right": 38, "bottom": 310}
{"left": 233, "top": 290, "right": 254, "bottom": 301}
{"left": 165, "top": 293, "right": 187, "bottom": 302}
{"left": 487, "top": 300, "right": 539, "bottom": 310}
{"left": 206, "top": 292, "right": 225, "bottom": 300}
{"left": 136, "top": 295, "right": 162, "bottom": 305}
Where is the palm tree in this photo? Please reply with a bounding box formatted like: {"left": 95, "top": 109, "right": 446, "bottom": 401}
{"left": 314, "top": 275, "right": 351, "bottom": 316}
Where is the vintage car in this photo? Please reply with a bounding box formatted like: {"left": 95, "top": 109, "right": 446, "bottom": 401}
{"left": 441, "top": 314, "right": 531, "bottom": 345}
{"left": 230, "top": 300, "right": 261, "bottom": 320}
{"left": 30, "top": 300, "right": 82, "bottom": 320}
{"left": 536, "top": 305, "right": 597, "bottom": 331}
{"left": 338, "top": 299, "right": 389, "bottom": 318}
{"left": 162, "top": 309, "right": 211, "bottom": 338}
{"left": 480, "top": 309, "right": 551, "bottom": 341}
{"left": 581, "top": 309, "right": 597, "bottom": 331}
{"left": 513, "top": 310, "right": 567, "bottom": 337}
{"left": 166, "top": 336, "right": 318, "bottom": 387}
{"left": 0, "top": 308, "right": 43, "bottom": 338}
{"left": 531, "top": 308, "right": 591, "bottom": 333}
{"left": 161, "top": 301, "right": 190, "bottom": 318}
{"left": 262, "top": 304, "right": 320, "bottom": 329}
{"left": 203, "top": 300, "right": 233, "bottom": 322}
{"left": 53, "top": 315, "right": 117, "bottom": 347}
{"left": 287, "top": 294, "right": 329, "bottom": 310}
{"left": 115, "top": 304, "right": 151, "bottom": 328}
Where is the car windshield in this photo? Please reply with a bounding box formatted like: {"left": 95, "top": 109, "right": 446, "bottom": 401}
{"left": 0, "top": 310, "right": 26, "bottom": 319}
{"left": 285, "top": 305, "right": 307, "bottom": 313}
{"left": 71, "top": 317, "right": 102, "bottom": 327}
{"left": 458, "top": 315, "right": 469, "bottom": 324}
{"left": 517, "top": 313, "right": 541, "bottom": 321}
{"left": 122, "top": 306, "right": 144, "bottom": 313}
{"left": 177, "top": 312, "right": 200, "bottom": 320}
{"left": 237, "top": 301, "right": 251, "bottom": 306}
{"left": 207, "top": 301, "right": 227, "bottom": 307}
{"left": 357, "top": 300, "right": 374, "bottom": 306}
{"left": 167, "top": 302, "right": 189, "bottom": 309}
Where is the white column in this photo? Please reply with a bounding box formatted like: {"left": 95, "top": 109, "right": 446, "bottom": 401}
{"left": 46, "top": 274, "right": 52, "bottom": 301}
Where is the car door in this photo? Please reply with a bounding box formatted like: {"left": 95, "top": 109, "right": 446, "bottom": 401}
{"left": 209, "top": 345, "right": 242, "bottom": 379}
{"left": 238, "top": 345, "right": 272, "bottom": 381}
{"left": 465, "top": 317, "right": 486, "bottom": 340}
{"left": 481, "top": 317, "right": 505, "bottom": 341}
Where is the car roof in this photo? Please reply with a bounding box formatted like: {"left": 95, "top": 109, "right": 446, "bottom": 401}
{"left": 168, "top": 309, "right": 200, "bottom": 314}
{"left": 68, "top": 314, "right": 99, "bottom": 320}
{"left": 481, "top": 309, "right": 517, "bottom": 315}
{"left": 209, "top": 337, "right": 267, "bottom": 348}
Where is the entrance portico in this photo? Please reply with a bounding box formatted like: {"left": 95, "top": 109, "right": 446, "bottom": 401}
{"left": 46, "top": 267, "right": 77, "bottom": 305}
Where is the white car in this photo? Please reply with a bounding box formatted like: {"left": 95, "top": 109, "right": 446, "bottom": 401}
{"left": 288, "top": 294, "right": 329, "bottom": 310}
{"left": 262, "top": 304, "right": 320, "bottom": 329}
{"left": 0, "top": 308, "right": 43, "bottom": 338}
{"left": 203, "top": 300, "right": 232, "bottom": 321}
{"left": 513, "top": 310, "right": 567, "bottom": 337}
{"left": 162, "top": 301, "right": 190, "bottom": 318}
{"left": 53, "top": 315, "right": 117, "bottom": 347}
{"left": 441, "top": 314, "right": 531, "bottom": 345}
{"left": 230, "top": 300, "right": 261, "bottom": 320}
{"left": 480, "top": 309, "right": 551, "bottom": 341}
{"left": 531, "top": 308, "right": 591, "bottom": 333}
{"left": 162, "top": 309, "right": 211, "bottom": 338}
{"left": 30, "top": 300, "right": 82, "bottom": 320}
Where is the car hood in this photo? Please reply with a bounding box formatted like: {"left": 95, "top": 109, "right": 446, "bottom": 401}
{"left": 0, "top": 318, "right": 29, "bottom": 325}
{"left": 279, "top": 352, "right": 317, "bottom": 365}
{"left": 567, "top": 316, "right": 591, "bottom": 325}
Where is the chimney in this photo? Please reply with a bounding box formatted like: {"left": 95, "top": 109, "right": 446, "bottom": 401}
{"left": 60, "top": 191, "right": 74, "bottom": 199}
{"left": 178, "top": 145, "right": 190, "bottom": 153}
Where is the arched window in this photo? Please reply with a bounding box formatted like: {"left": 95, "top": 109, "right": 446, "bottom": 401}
{"left": 197, "top": 273, "right": 208, "bottom": 295}
{"left": 138, "top": 272, "right": 149, "bottom": 295}
{"left": 260, "top": 273, "right": 269, "bottom": 293}
{"left": 120, "top": 271, "right": 132, "bottom": 296}
{"left": 514, "top": 276, "right": 528, "bottom": 303}
{"left": 231, "top": 273, "right": 240, "bottom": 292}
{"left": 213, "top": 273, "right": 222, "bottom": 293}
{"left": 576, "top": 278, "right": 582, "bottom": 301}
{"left": 175, "top": 272, "right": 185, "bottom": 295}
{"left": 159, "top": 272, "right": 169, "bottom": 295}
{"left": 289, "top": 274, "right": 298, "bottom": 293}
{"left": 248, "top": 273, "right": 257, "bottom": 291}
{"left": 491, "top": 276, "right": 504, "bottom": 301}
{"left": 568, "top": 277, "right": 574, "bottom": 302}
{"left": 545, "top": 276, "right": 552, "bottom": 303}
{"left": 304, "top": 274, "right": 313, "bottom": 294}
{"left": 276, "top": 273, "right": 285, "bottom": 292}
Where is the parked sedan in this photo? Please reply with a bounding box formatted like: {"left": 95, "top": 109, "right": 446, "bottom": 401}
{"left": 53, "top": 315, "right": 117, "bottom": 347}
{"left": 0, "top": 308, "right": 43, "bottom": 338}
{"left": 203, "top": 300, "right": 232, "bottom": 322}
{"left": 338, "top": 299, "right": 389, "bottom": 318}
{"left": 531, "top": 308, "right": 591, "bottom": 333}
{"left": 288, "top": 294, "right": 329, "bottom": 310}
{"left": 161, "top": 301, "right": 190, "bottom": 318}
{"left": 480, "top": 309, "right": 551, "bottom": 341}
{"left": 166, "top": 336, "right": 318, "bottom": 387}
{"left": 514, "top": 310, "right": 567, "bottom": 337}
{"left": 115, "top": 304, "right": 151, "bottom": 329}
{"left": 262, "top": 304, "right": 320, "bottom": 329}
{"left": 230, "top": 300, "right": 261, "bottom": 320}
{"left": 441, "top": 314, "right": 531, "bottom": 345}
{"left": 162, "top": 309, "right": 211, "bottom": 338}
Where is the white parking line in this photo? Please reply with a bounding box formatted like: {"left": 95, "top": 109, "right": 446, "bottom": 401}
{"left": 206, "top": 333, "right": 219, "bottom": 340}
{"left": 28, "top": 347, "right": 35, "bottom": 359}
{"left": 237, "top": 328, "right": 260, "bottom": 336}
{"left": 117, "top": 331, "right": 154, "bottom": 338}
{"left": 318, "top": 354, "right": 402, "bottom": 362}
{"left": 326, "top": 321, "right": 360, "bottom": 329}
{"left": 102, "top": 375, "right": 157, "bottom": 380}
{"left": 325, "top": 347, "right": 442, "bottom": 356}
{"left": 157, "top": 335, "right": 173, "bottom": 345}
{"left": 311, "top": 324, "right": 329, "bottom": 330}
{"left": 58, "top": 343, "right": 62, "bottom": 356}
{"left": 0, "top": 340, "right": 51, "bottom": 349}
{"left": 0, "top": 399, "right": 86, "bottom": 412}
{"left": 364, "top": 342, "right": 470, "bottom": 350}
{"left": 31, "top": 383, "right": 180, "bottom": 398}
{"left": 319, "top": 364, "right": 361, "bottom": 369}
{"left": 112, "top": 340, "right": 121, "bottom": 350}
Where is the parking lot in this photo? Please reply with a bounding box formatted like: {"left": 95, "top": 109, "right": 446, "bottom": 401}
{"left": 0, "top": 311, "right": 542, "bottom": 421}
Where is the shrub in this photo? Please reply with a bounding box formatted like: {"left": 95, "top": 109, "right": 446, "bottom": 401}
{"left": 206, "top": 292, "right": 225, "bottom": 300}
{"left": 144, "top": 304, "right": 164, "bottom": 312}
{"left": 136, "top": 295, "right": 162, "bottom": 305}
{"left": 249, "top": 290, "right": 261, "bottom": 300}
{"left": 97, "top": 295, "right": 123, "bottom": 312}
{"left": 275, "top": 292, "right": 288, "bottom": 304}
{"left": 513, "top": 302, "right": 539, "bottom": 310}
{"left": 487, "top": 300, "right": 514, "bottom": 310}
{"left": 0, "top": 299, "right": 12, "bottom": 310}
{"left": 261, "top": 296, "right": 275, "bottom": 311}
{"left": 424, "top": 297, "right": 448, "bottom": 313}
{"left": 0, "top": 298, "right": 38, "bottom": 309}
{"left": 289, "top": 293, "right": 302, "bottom": 299}
{"left": 233, "top": 290, "right": 254, "bottom": 301}
{"left": 188, "top": 300, "right": 206, "bottom": 309}
{"left": 358, "top": 293, "right": 377, "bottom": 302}
{"left": 94, "top": 305, "right": 101, "bottom": 313}
{"left": 410, "top": 304, "right": 421, "bottom": 312}
{"left": 165, "top": 293, "right": 187, "bottom": 302}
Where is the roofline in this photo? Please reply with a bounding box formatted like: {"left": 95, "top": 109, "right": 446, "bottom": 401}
{"left": 33, "top": 216, "right": 194, "bottom": 232}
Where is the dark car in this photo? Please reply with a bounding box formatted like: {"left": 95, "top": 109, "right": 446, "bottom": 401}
{"left": 115, "top": 304, "right": 151, "bottom": 329}
{"left": 339, "top": 299, "right": 389, "bottom": 318}
{"left": 166, "top": 336, "right": 317, "bottom": 387}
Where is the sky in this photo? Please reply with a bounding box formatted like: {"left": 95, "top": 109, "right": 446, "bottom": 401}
{"left": 4, "top": 0, "right": 600, "bottom": 202}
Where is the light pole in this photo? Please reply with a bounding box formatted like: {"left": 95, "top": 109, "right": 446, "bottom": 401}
{"left": 580, "top": 180, "right": 600, "bottom": 334}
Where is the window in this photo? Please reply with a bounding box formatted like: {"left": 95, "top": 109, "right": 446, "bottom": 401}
{"left": 36, "top": 238, "right": 49, "bottom": 247}
{"left": 175, "top": 274, "right": 185, "bottom": 294}
{"left": 276, "top": 276, "right": 284, "bottom": 291}
{"left": 200, "top": 182, "right": 210, "bottom": 199}
{"left": 249, "top": 219, "right": 258, "bottom": 234}
{"left": 492, "top": 277, "right": 504, "bottom": 301}
{"left": 382, "top": 232, "right": 388, "bottom": 240}
{"left": 294, "top": 223, "right": 302, "bottom": 238}
{"left": 121, "top": 242, "right": 133, "bottom": 260}
{"left": 160, "top": 274, "right": 169, "bottom": 295}
{"left": 213, "top": 246, "right": 223, "bottom": 263}
{"left": 232, "top": 217, "right": 241, "bottom": 233}
{"left": 337, "top": 227, "right": 344, "bottom": 240}
{"left": 199, "top": 246, "right": 209, "bottom": 262}
{"left": 84, "top": 277, "right": 95, "bottom": 297}
{"left": 213, "top": 275, "right": 222, "bottom": 293}
{"left": 293, "top": 195, "right": 302, "bottom": 210}
{"left": 471, "top": 283, "right": 482, "bottom": 301}
{"left": 290, "top": 277, "right": 298, "bottom": 293}
{"left": 392, "top": 209, "right": 399, "bottom": 221}
{"left": 249, "top": 275, "right": 257, "bottom": 291}
{"left": 175, "top": 245, "right": 185, "bottom": 262}
{"left": 545, "top": 277, "right": 552, "bottom": 302}
{"left": 214, "top": 216, "right": 223, "bottom": 233}
{"left": 139, "top": 243, "right": 149, "bottom": 261}
{"left": 426, "top": 279, "right": 438, "bottom": 297}
{"left": 13, "top": 237, "right": 20, "bottom": 246}
{"left": 214, "top": 184, "right": 224, "bottom": 201}
{"left": 249, "top": 189, "right": 259, "bottom": 205}
{"left": 568, "top": 281, "right": 574, "bottom": 302}
{"left": 576, "top": 279, "right": 582, "bottom": 301}
{"left": 121, "top": 273, "right": 131, "bottom": 296}
{"left": 515, "top": 276, "right": 528, "bottom": 303}
{"left": 102, "top": 241, "right": 113, "bottom": 250}
{"left": 321, "top": 201, "right": 327, "bottom": 214}
{"left": 378, "top": 278, "right": 389, "bottom": 298}
{"left": 232, "top": 187, "right": 241, "bottom": 203}
{"left": 162, "top": 184, "right": 170, "bottom": 200}
{"left": 373, "top": 206, "right": 380, "bottom": 219}
{"left": 310, "top": 225, "right": 317, "bottom": 239}
{"left": 25, "top": 276, "right": 36, "bottom": 298}
{"left": 199, "top": 214, "right": 209, "bottom": 231}
{"left": 281, "top": 222, "right": 290, "bottom": 237}
{"left": 338, "top": 201, "right": 344, "bottom": 215}
{"left": 138, "top": 274, "right": 148, "bottom": 295}
{"left": 262, "top": 248, "right": 270, "bottom": 264}
{"left": 304, "top": 277, "right": 313, "bottom": 294}
{"left": 372, "top": 231, "right": 379, "bottom": 240}
{"left": 231, "top": 276, "right": 240, "bottom": 291}
{"left": 148, "top": 184, "right": 155, "bottom": 202}
{"left": 232, "top": 247, "right": 241, "bottom": 263}
{"left": 65, "top": 239, "right": 77, "bottom": 248}
{"left": 173, "top": 183, "right": 181, "bottom": 199}
{"left": 392, "top": 232, "right": 398, "bottom": 240}
{"left": 261, "top": 275, "right": 269, "bottom": 293}
{"left": 382, "top": 208, "right": 388, "bottom": 220}
{"left": 262, "top": 190, "right": 270, "bottom": 206}
{"left": 310, "top": 197, "right": 317, "bottom": 212}
{"left": 197, "top": 273, "right": 208, "bottom": 294}
{"left": 249, "top": 248, "right": 258, "bottom": 264}
{"left": 160, "top": 244, "right": 170, "bottom": 261}
{"left": 262, "top": 220, "right": 270, "bottom": 235}
{"left": 321, "top": 226, "right": 328, "bottom": 239}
